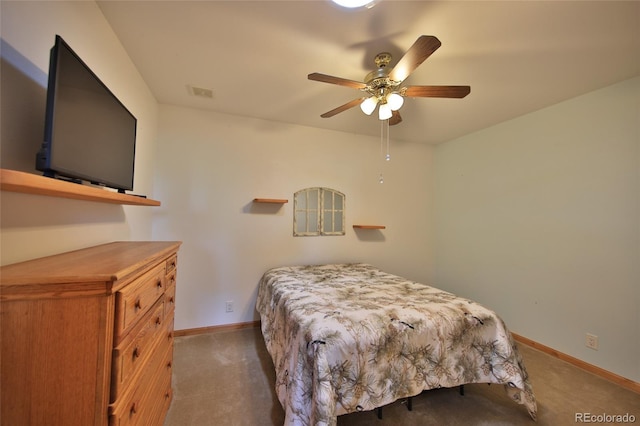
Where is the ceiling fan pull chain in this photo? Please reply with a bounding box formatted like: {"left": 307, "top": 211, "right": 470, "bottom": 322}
{"left": 385, "top": 119, "right": 391, "bottom": 161}
{"left": 380, "top": 119, "right": 384, "bottom": 159}
{"left": 379, "top": 120, "right": 385, "bottom": 184}
{"left": 378, "top": 119, "right": 391, "bottom": 183}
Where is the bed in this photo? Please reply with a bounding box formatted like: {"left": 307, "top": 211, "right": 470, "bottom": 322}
{"left": 256, "top": 263, "right": 537, "bottom": 425}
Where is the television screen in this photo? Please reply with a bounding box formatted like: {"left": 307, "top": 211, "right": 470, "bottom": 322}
{"left": 37, "top": 35, "right": 137, "bottom": 192}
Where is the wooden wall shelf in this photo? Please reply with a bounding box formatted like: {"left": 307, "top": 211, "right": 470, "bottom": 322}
{"left": 353, "top": 225, "right": 386, "bottom": 230}
{"left": 253, "top": 198, "right": 288, "bottom": 204}
{"left": 0, "top": 169, "right": 161, "bottom": 206}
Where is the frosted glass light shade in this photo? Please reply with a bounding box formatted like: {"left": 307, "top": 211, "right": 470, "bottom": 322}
{"left": 331, "top": 0, "right": 376, "bottom": 8}
{"left": 378, "top": 103, "right": 392, "bottom": 120}
{"left": 360, "top": 97, "right": 378, "bottom": 115}
{"left": 387, "top": 92, "right": 404, "bottom": 111}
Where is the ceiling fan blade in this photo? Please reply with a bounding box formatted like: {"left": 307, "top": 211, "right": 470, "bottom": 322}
{"left": 388, "top": 35, "right": 441, "bottom": 83}
{"left": 320, "top": 98, "right": 365, "bottom": 118}
{"left": 389, "top": 110, "right": 402, "bottom": 126}
{"left": 308, "top": 73, "right": 367, "bottom": 90}
{"left": 403, "top": 85, "right": 471, "bottom": 98}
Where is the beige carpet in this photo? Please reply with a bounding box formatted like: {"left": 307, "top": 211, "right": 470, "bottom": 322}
{"left": 164, "top": 327, "right": 639, "bottom": 425}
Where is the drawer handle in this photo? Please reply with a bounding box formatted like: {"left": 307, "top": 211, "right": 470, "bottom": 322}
{"left": 167, "top": 361, "right": 172, "bottom": 369}
{"left": 168, "top": 296, "right": 175, "bottom": 305}
{"left": 134, "top": 299, "right": 142, "bottom": 311}
{"left": 169, "top": 274, "right": 176, "bottom": 284}
{"left": 130, "top": 402, "right": 138, "bottom": 416}
{"left": 156, "top": 279, "right": 163, "bottom": 289}
{"left": 167, "top": 331, "right": 173, "bottom": 341}
{"left": 133, "top": 347, "right": 141, "bottom": 359}
{"left": 170, "top": 261, "right": 176, "bottom": 269}
{"left": 155, "top": 316, "right": 162, "bottom": 326}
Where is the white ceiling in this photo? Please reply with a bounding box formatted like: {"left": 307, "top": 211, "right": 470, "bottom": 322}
{"left": 97, "top": 0, "right": 640, "bottom": 144}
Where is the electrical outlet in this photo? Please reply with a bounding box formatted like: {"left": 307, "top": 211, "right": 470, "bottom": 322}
{"left": 225, "top": 301, "right": 234, "bottom": 313}
{"left": 586, "top": 333, "right": 598, "bottom": 350}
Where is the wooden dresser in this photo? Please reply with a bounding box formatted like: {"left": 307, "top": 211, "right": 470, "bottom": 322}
{"left": 0, "top": 241, "right": 181, "bottom": 426}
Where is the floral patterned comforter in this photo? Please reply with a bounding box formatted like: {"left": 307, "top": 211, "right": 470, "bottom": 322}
{"left": 256, "top": 264, "right": 537, "bottom": 425}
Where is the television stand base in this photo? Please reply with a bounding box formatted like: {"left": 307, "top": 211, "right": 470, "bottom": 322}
{"left": 44, "top": 172, "right": 82, "bottom": 185}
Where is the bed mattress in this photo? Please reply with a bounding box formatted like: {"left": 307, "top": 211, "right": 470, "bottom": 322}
{"left": 256, "top": 263, "right": 537, "bottom": 425}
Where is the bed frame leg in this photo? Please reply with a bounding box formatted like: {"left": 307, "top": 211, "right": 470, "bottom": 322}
{"left": 459, "top": 385, "right": 465, "bottom": 396}
{"left": 376, "top": 396, "right": 413, "bottom": 419}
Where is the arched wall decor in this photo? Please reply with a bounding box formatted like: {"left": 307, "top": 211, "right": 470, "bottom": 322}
{"left": 293, "top": 187, "right": 345, "bottom": 236}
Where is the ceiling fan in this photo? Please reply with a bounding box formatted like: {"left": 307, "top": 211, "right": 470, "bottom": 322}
{"left": 308, "top": 35, "right": 470, "bottom": 125}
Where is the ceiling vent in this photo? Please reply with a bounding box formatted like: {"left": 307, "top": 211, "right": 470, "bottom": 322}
{"left": 187, "top": 85, "right": 214, "bottom": 99}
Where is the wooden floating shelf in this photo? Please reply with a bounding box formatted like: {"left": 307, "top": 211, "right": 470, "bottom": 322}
{"left": 353, "top": 225, "right": 386, "bottom": 230}
{"left": 253, "top": 198, "right": 288, "bottom": 204}
{"left": 0, "top": 169, "right": 161, "bottom": 206}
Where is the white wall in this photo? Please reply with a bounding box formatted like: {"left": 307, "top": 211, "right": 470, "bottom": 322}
{"left": 0, "top": 1, "right": 159, "bottom": 265}
{"left": 434, "top": 77, "right": 640, "bottom": 382}
{"left": 152, "top": 104, "right": 434, "bottom": 330}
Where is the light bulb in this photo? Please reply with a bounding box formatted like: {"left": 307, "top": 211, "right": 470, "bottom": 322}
{"left": 360, "top": 97, "right": 378, "bottom": 115}
{"left": 378, "top": 103, "right": 392, "bottom": 120}
{"left": 386, "top": 92, "right": 404, "bottom": 111}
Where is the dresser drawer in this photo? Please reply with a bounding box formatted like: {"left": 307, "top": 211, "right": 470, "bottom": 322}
{"left": 164, "top": 282, "right": 176, "bottom": 318}
{"left": 114, "top": 263, "right": 166, "bottom": 342}
{"left": 149, "top": 356, "right": 174, "bottom": 426}
{"left": 109, "top": 321, "right": 174, "bottom": 426}
{"left": 165, "top": 254, "right": 177, "bottom": 276}
{"left": 165, "top": 268, "right": 177, "bottom": 291}
{"left": 111, "top": 299, "right": 165, "bottom": 402}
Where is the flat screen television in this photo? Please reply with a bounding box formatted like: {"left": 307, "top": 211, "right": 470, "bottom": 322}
{"left": 36, "top": 35, "right": 137, "bottom": 193}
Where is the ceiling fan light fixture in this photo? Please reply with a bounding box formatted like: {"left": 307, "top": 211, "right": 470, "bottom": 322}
{"left": 378, "top": 102, "right": 392, "bottom": 120}
{"left": 386, "top": 92, "right": 404, "bottom": 111}
{"left": 331, "top": 0, "right": 377, "bottom": 9}
{"left": 360, "top": 96, "right": 378, "bottom": 115}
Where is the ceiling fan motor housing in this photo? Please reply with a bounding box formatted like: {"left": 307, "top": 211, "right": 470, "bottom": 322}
{"left": 364, "top": 52, "right": 401, "bottom": 95}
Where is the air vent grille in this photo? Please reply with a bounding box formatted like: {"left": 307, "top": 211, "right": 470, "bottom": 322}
{"left": 187, "top": 85, "right": 214, "bottom": 99}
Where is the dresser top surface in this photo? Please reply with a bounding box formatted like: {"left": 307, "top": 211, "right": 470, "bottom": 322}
{"left": 1, "top": 241, "right": 181, "bottom": 288}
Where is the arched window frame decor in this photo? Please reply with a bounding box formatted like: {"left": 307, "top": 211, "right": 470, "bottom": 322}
{"left": 293, "top": 187, "right": 345, "bottom": 236}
